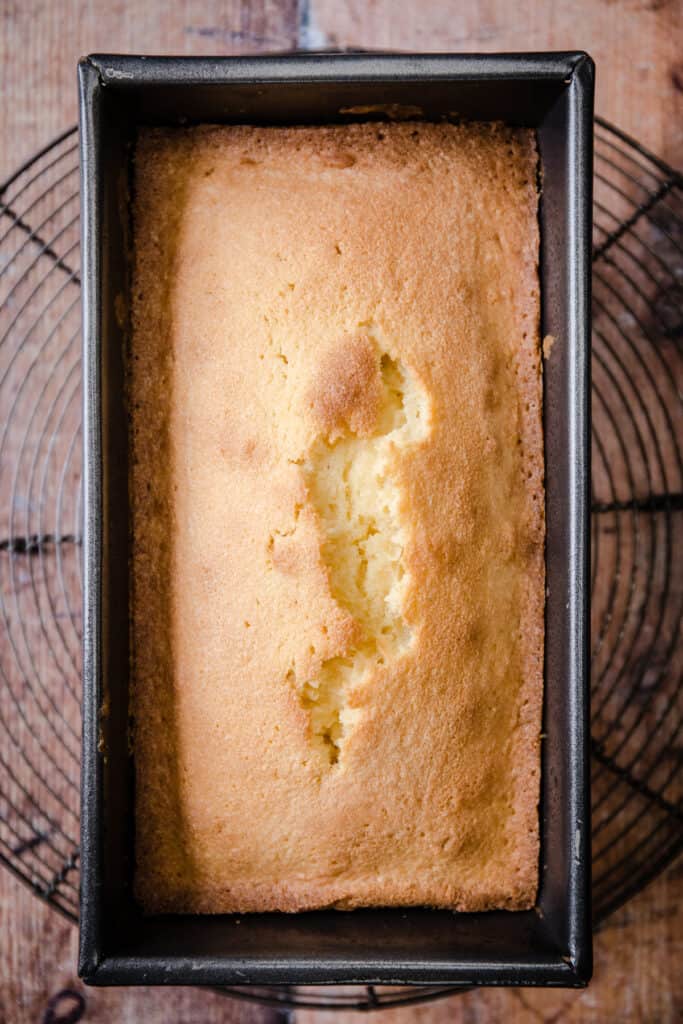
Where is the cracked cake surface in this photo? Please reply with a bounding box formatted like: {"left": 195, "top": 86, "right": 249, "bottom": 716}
{"left": 131, "top": 122, "right": 544, "bottom": 913}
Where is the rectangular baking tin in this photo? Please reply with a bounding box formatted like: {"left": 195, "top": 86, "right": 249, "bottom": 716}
{"left": 79, "top": 52, "right": 593, "bottom": 987}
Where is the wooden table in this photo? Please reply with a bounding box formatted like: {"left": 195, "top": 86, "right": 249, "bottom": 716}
{"left": 0, "top": 2, "right": 681, "bottom": 1022}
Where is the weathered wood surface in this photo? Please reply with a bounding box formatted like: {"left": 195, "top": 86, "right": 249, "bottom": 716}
{"left": 0, "top": 1, "right": 681, "bottom": 1022}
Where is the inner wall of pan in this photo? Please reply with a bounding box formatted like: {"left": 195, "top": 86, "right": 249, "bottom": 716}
{"left": 96, "top": 75, "right": 576, "bottom": 964}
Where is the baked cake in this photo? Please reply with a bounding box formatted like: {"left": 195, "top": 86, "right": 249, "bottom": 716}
{"left": 131, "top": 122, "right": 544, "bottom": 913}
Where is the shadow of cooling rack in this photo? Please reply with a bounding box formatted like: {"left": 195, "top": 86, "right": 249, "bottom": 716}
{"left": 0, "top": 117, "right": 680, "bottom": 1012}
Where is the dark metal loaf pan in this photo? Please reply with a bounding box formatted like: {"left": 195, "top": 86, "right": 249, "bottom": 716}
{"left": 78, "top": 52, "right": 593, "bottom": 987}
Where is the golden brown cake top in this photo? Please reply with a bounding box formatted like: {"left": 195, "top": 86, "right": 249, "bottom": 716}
{"left": 131, "top": 121, "right": 544, "bottom": 913}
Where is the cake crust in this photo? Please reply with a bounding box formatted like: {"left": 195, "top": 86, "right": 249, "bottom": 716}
{"left": 131, "top": 122, "right": 544, "bottom": 914}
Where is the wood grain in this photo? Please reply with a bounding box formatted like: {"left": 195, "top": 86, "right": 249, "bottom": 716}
{"left": 0, "top": 0, "right": 299, "bottom": 183}
{"left": 0, "top": 1, "right": 681, "bottom": 1022}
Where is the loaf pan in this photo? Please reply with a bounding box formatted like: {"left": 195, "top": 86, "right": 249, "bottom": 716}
{"left": 78, "top": 52, "right": 593, "bottom": 987}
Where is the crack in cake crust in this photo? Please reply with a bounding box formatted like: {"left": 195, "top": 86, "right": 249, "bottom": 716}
{"left": 294, "top": 344, "right": 430, "bottom": 763}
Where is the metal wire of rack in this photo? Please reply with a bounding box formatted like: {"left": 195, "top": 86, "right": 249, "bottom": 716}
{"left": 0, "top": 117, "right": 681, "bottom": 1013}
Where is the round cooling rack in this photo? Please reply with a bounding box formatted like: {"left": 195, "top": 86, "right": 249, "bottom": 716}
{"left": 0, "top": 117, "right": 681, "bottom": 1013}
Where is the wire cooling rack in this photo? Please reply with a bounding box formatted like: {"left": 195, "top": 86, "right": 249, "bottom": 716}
{"left": 0, "top": 117, "right": 681, "bottom": 1013}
